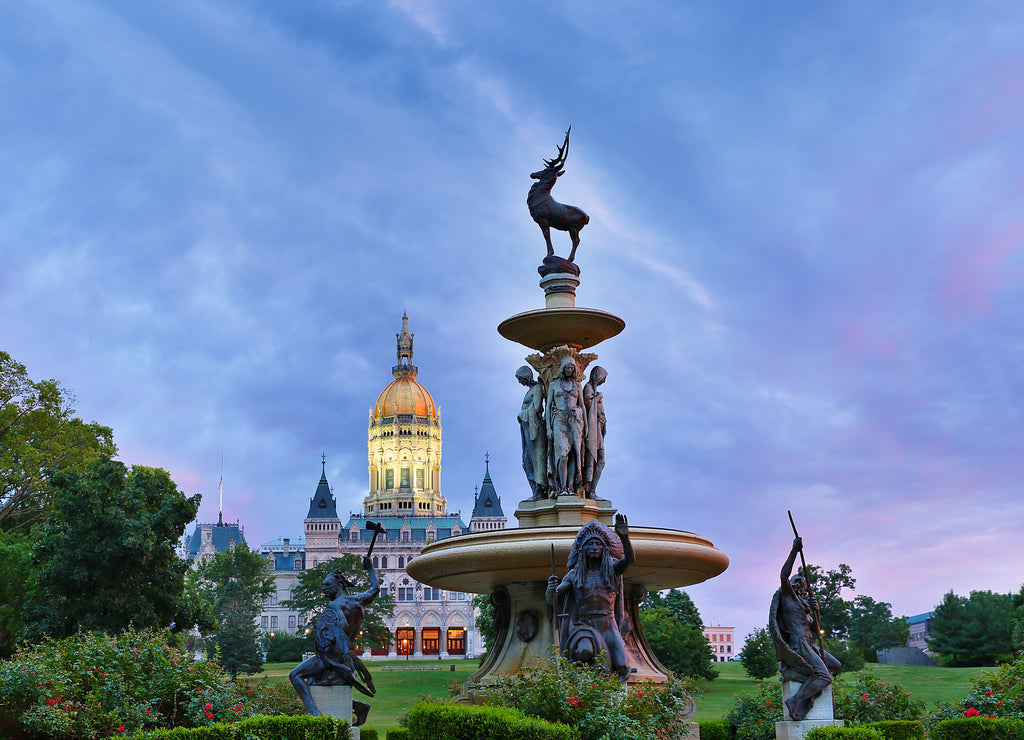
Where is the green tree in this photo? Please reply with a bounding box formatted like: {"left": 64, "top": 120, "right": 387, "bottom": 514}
{"left": 848, "top": 595, "right": 909, "bottom": 657}
{"left": 639, "top": 603, "right": 718, "bottom": 680}
{"left": 23, "top": 458, "right": 200, "bottom": 641}
{"left": 0, "top": 533, "right": 33, "bottom": 657}
{"left": 264, "top": 631, "right": 308, "bottom": 663}
{"left": 740, "top": 627, "right": 777, "bottom": 680}
{"left": 191, "top": 544, "right": 275, "bottom": 678}
{"left": 801, "top": 563, "right": 856, "bottom": 639}
{"left": 283, "top": 555, "right": 395, "bottom": 649}
{"left": 645, "top": 588, "right": 703, "bottom": 628}
{"left": 1011, "top": 584, "right": 1024, "bottom": 654}
{"left": 473, "top": 592, "right": 497, "bottom": 654}
{"left": 927, "top": 589, "right": 1014, "bottom": 666}
{"left": 0, "top": 351, "right": 115, "bottom": 532}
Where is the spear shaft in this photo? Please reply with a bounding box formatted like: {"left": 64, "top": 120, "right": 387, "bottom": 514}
{"left": 788, "top": 510, "right": 826, "bottom": 656}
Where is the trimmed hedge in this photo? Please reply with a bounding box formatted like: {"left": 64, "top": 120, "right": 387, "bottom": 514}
{"left": 134, "top": 715, "right": 351, "bottom": 739}
{"left": 385, "top": 730, "right": 409, "bottom": 740}
{"left": 405, "top": 701, "right": 578, "bottom": 740}
{"left": 699, "top": 719, "right": 730, "bottom": 740}
{"left": 804, "top": 727, "right": 883, "bottom": 740}
{"left": 862, "top": 720, "right": 924, "bottom": 740}
{"left": 930, "top": 717, "right": 1024, "bottom": 740}
{"left": 360, "top": 729, "right": 378, "bottom": 740}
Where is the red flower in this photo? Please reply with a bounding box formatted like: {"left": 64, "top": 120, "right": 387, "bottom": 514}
{"left": 636, "top": 691, "right": 644, "bottom": 697}
{"left": 203, "top": 704, "right": 213, "bottom": 710}
{"left": 861, "top": 694, "right": 869, "bottom": 699}
{"left": 145, "top": 710, "right": 150, "bottom": 715}
{"left": 204, "top": 712, "right": 214, "bottom": 719}
{"left": 997, "top": 702, "right": 1002, "bottom": 706}
{"left": 964, "top": 707, "right": 980, "bottom": 717}
{"left": 118, "top": 727, "right": 125, "bottom": 733}
{"left": 985, "top": 691, "right": 994, "bottom": 696}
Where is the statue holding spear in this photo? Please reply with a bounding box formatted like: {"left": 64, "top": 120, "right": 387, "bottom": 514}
{"left": 768, "top": 513, "right": 841, "bottom": 721}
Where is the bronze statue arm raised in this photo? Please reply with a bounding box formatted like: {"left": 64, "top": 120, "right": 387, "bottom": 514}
{"left": 356, "top": 555, "right": 380, "bottom": 605}
{"left": 612, "top": 514, "right": 634, "bottom": 575}
{"left": 781, "top": 537, "right": 801, "bottom": 595}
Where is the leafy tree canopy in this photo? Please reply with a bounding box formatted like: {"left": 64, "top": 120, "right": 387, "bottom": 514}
{"left": 189, "top": 544, "right": 275, "bottom": 678}
{"left": 283, "top": 555, "right": 395, "bottom": 650}
{"left": 644, "top": 588, "right": 704, "bottom": 629}
{"left": 639, "top": 602, "right": 718, "bottom": 680}
{"left": 22, "top": 458, "right": 200, "bottom": 642}
{"left": 927, "top": 589, "right": 1013, "bottom": 666}
{"left": 0, "top": 351, "right": 115, "bottom": 533}
{"left": 740, "top": 627, "right": 776, "bottom": 680}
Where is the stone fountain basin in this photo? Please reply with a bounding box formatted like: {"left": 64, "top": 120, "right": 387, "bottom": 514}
{"left": 406, "top": 525, "right": 729, "bottom": 594}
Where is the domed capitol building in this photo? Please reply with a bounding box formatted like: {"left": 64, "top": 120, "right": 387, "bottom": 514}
{"left": 258, "top": 314, "right": 505, "bottom": 658}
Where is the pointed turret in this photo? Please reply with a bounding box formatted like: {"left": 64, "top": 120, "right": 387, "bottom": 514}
{"left": 470, "top": 456, "right": 507, "bottom": 532}
{"left": 393, "top": 311, "right": 417, "bottom": 378}
{"left": 306, "top": 457, "right": 338, "bottom": 519}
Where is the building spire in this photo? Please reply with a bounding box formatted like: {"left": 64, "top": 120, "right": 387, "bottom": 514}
{"left": 393, "top": 312, "right": 418, "bottom": 378}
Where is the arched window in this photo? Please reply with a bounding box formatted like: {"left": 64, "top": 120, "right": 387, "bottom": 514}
{"left": 398, "top": 556, "right": 405, "bottom": 568}
{"left": 381, "top": 556, "right": 388, "bottom": 569}
{"left": 373, "top": 556, "right": 379, "bottom": 569}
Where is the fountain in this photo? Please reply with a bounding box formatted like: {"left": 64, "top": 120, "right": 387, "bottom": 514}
{"left": 407, "top": 129, "right": 728, "bottom": 689}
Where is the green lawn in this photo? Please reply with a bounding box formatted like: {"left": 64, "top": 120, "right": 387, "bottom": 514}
{"left": 691, "top": 662, "right": 989, "bottom": 722}
{"left": 259, "top": 659, "right": 478, "bottom": 735}
{"left": 260, "top": 659, "right": 988, "bottom": 732}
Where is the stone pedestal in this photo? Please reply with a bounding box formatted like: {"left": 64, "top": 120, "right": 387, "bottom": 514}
{"left": 309, "top": 686, "right": 360, "bottom": 740}
{"left": 775, "top": 681, "right": 841, "bottom": 739}
{"left": 514, "top": 495, "right": 615, "bottom": 527}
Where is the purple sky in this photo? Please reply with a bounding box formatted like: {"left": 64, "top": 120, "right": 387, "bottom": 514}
{"left": 3, "top": 1, "right": 1024, "bottom": 643}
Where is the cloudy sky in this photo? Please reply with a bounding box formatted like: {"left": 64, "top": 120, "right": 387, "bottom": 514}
{"left": 3, "top": 1, "right": 1024, "bottom": 643}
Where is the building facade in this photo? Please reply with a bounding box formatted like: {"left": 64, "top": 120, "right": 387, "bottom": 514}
{"left": 259, "top": 315, "right": 504, "bottom": 658}
{"left": 703, "top": 624, "right": 736, "bottom": 662}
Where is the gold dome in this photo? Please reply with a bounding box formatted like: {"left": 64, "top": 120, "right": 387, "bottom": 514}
{"left": 373, "top": 377, "right": 438, "bottom": 419}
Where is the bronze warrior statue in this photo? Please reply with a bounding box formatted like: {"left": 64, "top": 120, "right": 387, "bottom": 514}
{"left": 528, "top": 127, "right": 590, "bottom": 262}
{"left": 289, "top": 557, "right": 379, "bottom": 725}
{"left": 769, "top": 537, "right": 841, "bottom": 721}
{"left": 547, "top": 515, "right": 634, "bottom": 681}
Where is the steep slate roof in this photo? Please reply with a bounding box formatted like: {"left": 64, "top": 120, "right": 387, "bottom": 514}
{"left": 471, "top": 460, "right": 504, "bottom": 519}
{"left": 183, "top": 513, "right": 247, "bottom": 559}
{"left": 306, "top": 463, "right": 339, "bottom": 519}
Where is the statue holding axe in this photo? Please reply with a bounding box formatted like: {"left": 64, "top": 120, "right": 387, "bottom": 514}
{"left": 289, "top": 519, "right": 387, "bottom": 725}
{"left": 768, "top": 513, "right": 841, "bottom": 721}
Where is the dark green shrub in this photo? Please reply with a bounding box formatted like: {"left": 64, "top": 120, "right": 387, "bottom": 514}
{"left": 862, "top": 720, "right": 924, "bottom": 740}
{"left": 804, "top": 727, "right": 883, "bottom": 740}
{"left": 833, "top": 669, "right": 925, "bottom": 725}
{"left": 134, "top": 716, "right": 351, "bottom": 739}
{"left": 724, "top": 680, "right": 782, "bottom": 740}
{"left": 361, "top": 728, "right": 379, "bottom": 740}
{"left": 405, "top": 701, "right": 577, "bottom": 740}
{"left": 699, "top": 719, "right": 731, "bottom": 740}
{"left": 385, "top": 729, "right": 409, "bottom": 740}
{"left": 930, "top": 717, "right": 1024, "bottom": 740}
{"left": 485, "top": 653, "right": 693, "bottom": 740}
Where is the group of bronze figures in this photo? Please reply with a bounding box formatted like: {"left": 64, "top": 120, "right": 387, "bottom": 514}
{"left": 517, "top": 359, "right": 607, "bottom": 500}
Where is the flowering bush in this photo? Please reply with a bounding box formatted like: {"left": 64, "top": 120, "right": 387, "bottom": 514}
{"left": 724, "top": 680, "right": 782, "bottom": 740}
{"left": 927, "top": 658, "right": 1024, "bottom": 727}
{"left": 484, "top": 652, "right": 695, "bottom": 740}
{"left": 833, "top": 669, "right": 925, "bottom": 725}
{"left": 0, "top": 628, "right": 302, "bottom": 739}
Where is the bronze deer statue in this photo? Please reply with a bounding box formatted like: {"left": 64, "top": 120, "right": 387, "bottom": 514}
{"left": 528, "top": 127, "right": 590, "bottom": 262}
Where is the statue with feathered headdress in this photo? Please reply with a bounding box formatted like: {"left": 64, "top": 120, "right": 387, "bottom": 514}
{"left": 546, "top": 515, "right": 634, "bottom": 680}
